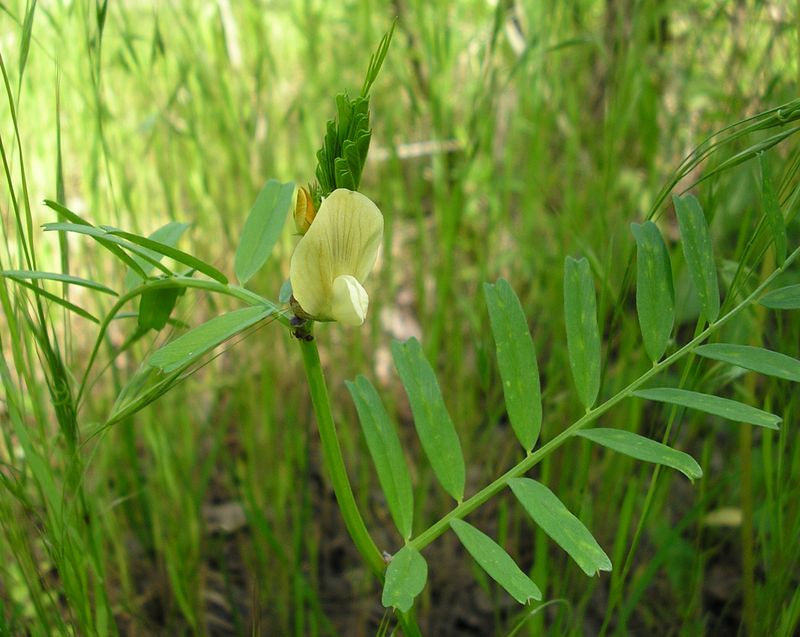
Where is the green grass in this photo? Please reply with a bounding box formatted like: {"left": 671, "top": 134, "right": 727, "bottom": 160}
{"left": 2, "top": 1, "right": 800, "bottom": 635}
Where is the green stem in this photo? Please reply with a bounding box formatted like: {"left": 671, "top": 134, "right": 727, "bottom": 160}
{"left": 297, "top": 331, "right": 385, "bottom": 577}
{"left": 409, "top": 245, "right": 800, "bottom": 552}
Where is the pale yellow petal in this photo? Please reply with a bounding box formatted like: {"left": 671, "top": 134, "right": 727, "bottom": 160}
{"left": 330, "top": 275, "right": 369, "bottom": 325}
{"left": 289, "top": 224, "right": 331, "bottom": 318}
{"left": 314, "top": 189, "right": 383, "bottom": 282}
{"left": 290, "top": 189, "right": 383, "bottom": 321}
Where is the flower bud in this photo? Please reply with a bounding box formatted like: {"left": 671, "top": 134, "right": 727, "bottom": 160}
{"left": 293, "top": 186, "right": 316, "bottom": 234}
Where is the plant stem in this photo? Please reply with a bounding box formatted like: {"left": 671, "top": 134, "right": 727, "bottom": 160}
{"left": 409, "top": 245, "right": 800, "bottom": 552}
{"left": 297, "top": 331, "right": 385, "bottom": 577}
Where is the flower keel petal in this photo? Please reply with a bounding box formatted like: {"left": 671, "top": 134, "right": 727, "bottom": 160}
{"left": 331, "top": 275, "right": 369, "bottom": 325}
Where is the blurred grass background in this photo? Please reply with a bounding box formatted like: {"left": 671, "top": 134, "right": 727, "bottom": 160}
{"left": 1, "top": 1, "right": 799, "bottom": 635}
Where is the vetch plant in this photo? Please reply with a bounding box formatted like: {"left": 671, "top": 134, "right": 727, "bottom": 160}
{"left": 3, "top": 16, "right": 800, "bottom": 635}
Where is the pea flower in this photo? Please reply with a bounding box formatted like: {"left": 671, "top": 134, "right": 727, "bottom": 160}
{"left": 290, "top": 189, "right": 383, "bottom": 326}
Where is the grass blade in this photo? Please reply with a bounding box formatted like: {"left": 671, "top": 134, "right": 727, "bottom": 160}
{"left": 760, "top": 284, "right": 800, "bottom": 309}
{"left": 347, "top": 375, "right": 414, "bottom": 540}
{"left": 633, "top": 388, "right": 781, "bottom": 429}
{"left": 509, "top": 478, "right": 611, "bottom": 577}
{"left": 148, "top": 305, "right": 273, "bottom": 373}
{"left": 7, "top": 278, "right": 99, "bottom": 323}
{"left": 234, "top": 180, "right": 296, "bottom": 286}
{"left": 484, "top": 278, "right": 541, "bottom": 451}
{"left": 673, "top": 194, "right": 719, "bottom": 322}
{"left": 382, "top": 546, "right": 427, "bottom": 613}
{"left": 392, "top": 337, "right": 465, "bottom": 501}
{"left": 695, "top": 343, "right": 800, "bottom": 382}
{"left": 760, "top": 153, "right": 787, "bottom": 265}
{"left": 564, "top": 256, "right": 601, "bottom": 408}
{"left": 17, "top": 0, "right": 37, "bottom": 95}
{"left": 631, "top": 222, "right": 674, "bottom": 362}
{"left": 575, "top": 428, "right": 703, "bottom": 481}
{"left": 449, "top": 519, "right": 541, "bottom": 604}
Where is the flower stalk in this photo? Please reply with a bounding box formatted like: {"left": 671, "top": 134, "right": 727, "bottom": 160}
{"left": 297, "top": 329, "right": 385, "bottom": 576}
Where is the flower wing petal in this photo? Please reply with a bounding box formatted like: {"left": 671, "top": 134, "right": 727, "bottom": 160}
{"left": 290, "top": 224, "right": 332, "bottom": 319}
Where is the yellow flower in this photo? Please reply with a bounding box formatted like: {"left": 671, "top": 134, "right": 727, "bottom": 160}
{"left": 289, "top": 189, "right": 383, "bottom": 325}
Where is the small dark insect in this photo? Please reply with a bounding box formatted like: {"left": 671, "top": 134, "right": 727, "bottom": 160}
{"left": 290, "top": 315, "right": 314, "bottom": 341}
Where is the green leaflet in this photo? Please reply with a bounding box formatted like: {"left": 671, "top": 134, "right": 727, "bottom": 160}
{"left": 760, "top": 153, "right": 787, "bottom": 265}
{"left": 633, "top": 388, "right": 781, "bottom": 430}
{"left": 138, "top": 286, "right": 184, "bottom": 332}
{"left": 106, "top": 365, "right": 183, "bottom": 427}
{"left": 382, "top": 546, "right": 427, "bottom": 613}
{"left": 347, "top": 375, "right": 414, "bottom": 540}
{"left": 509, "top": 477, "right": 611, "bottom": 577}
{"left": 450, "top": 519, "right": 541, "bottom": 604}
{"left": 563, "top": 257, "right": 601, "bottom": 408}
{"left": 484, "top": 279, "right": 541, "bottom": 451}
{"left": 631, "top": 221, "right": 674, "bottom": 362}
{"left": 760, "top": 284, "right": 800, "bottom": 309}
{"left": 107, "top": 228, "right": 228, "bottom": 284}
{"left": 392, "top": 338, "right": 465, "bottom": 501}
{"left": 314, "top": 94, "right": 371, "bottom": 198}
{"left": 148, "top": 305, "right": 273, "bottom": 373}
{"left": 576, "top": 428, "right": 703, "bottom": 481}
{"left": 695, "top": 343, "right": 800, "bottom": 383}
{"left": 124, "top": 221, "right": 189, "bottom": 289}
{"left": 234, "top": 180, "right": 296, "bottom": 286}
{"left": 673, "top": 194, "right": 719, "bottom": 323}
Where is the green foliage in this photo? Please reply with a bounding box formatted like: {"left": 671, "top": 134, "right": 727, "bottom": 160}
{"left": 695, "top": 343, "right": 800, "bottom": 383}
{"left": 123, "top": 221, "right": 189, "bottom": 289}
{"left": 0, "top": 269, "right": 117, "bottom": 295}
{"left": 346, "top": 375, "right": 414, "bottom": 540}
{"left": 391, "top": 337, "right": 465, "bottom": 502}
{"left": 509, "top": 478, "right": 612, "bottom": 577}
{"left": 234, "top": 179, "right": 297, "bottom": 286}
{"left": 137, "top": 286, "right": 183, "bottom": 331}
{"left": 760, "top": 152, "right": 788, "bottom": 265}
{"left": 382, "top": 546, "right": 427, "bottom": 613}
{"left": 633, "top": 388, "right": 782, "bottom": 430}
{"left": 760, "top": 284, "right": 800, "bottom": 309}
{"left": 43, "top": 200, "right": 148, "bottom": 278}
{"left": 631, "top": 221, "right": 675, "bottom": 362}
{"left": 484, "top": 278, "right": 542, "bottom": 451}
{"left": 449, "top": 519, "right": 541, "bottom": 604}
{"left": 313, "top": 94, "right": 372, "bottom": 200}
{"left": 563, "top": 256, "right": 601, "bottom": 408}
{"left": 576, "top": 428, "right": 702, "bottom": 481}
{"left": 148, "top": 305, "right": 275, "bottom": 373}
{"left": 674, "top": 194, "right": 720, "bottom": 323}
